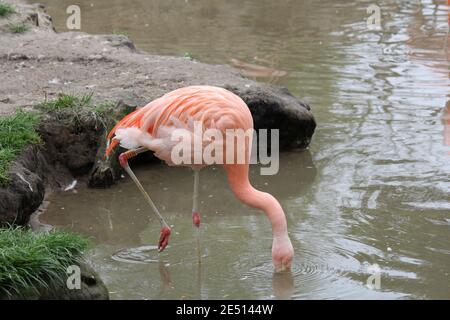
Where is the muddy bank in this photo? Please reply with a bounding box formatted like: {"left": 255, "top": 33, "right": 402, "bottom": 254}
{"left": 0, "top": 99, "right": 133, "bottom": 226}
{"left": 0, "top": 0, "right": 316, "bottom": 226}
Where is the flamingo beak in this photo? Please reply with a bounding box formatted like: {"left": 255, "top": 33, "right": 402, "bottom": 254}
{"left": 158, "top": 226, "right": 171, "bottom": 252}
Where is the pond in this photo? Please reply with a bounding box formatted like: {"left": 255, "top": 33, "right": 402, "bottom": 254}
{"left": 35, "top": 0, "right": 449, "bottom": 299}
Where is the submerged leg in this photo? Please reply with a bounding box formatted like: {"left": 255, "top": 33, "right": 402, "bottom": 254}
{"left": 192, "top": 168, "right": 202, "bottom": 263}
{"left": 119, "top": 148, "right": 171, "bottom": 252}
{"left": 192, "top": 168, "right": 201, "bottom": 228}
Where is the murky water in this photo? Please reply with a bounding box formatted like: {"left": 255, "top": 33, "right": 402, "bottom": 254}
{"left": 36, "top": 0, "right": 449, "bottom": 299}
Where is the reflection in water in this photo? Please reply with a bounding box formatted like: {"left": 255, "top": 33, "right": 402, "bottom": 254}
{"left": 444, "top": 101, "right": 450, "bottom": 152}
{"left": 110, "top": 243, "right": 295, "bottom": 299}
{"left": 159, "top": 261, "right": 173, "bottom": 289}
{"left": 37, "top": 0, "right": 450, "bottom": 299}
{"left": 230, "top": 58, "right": 287, "bottom": 83}
{"left": 272, "top": 271, "right": 294, "bottom": 300}
{"left": 112, "top": 245, "right": 160, "bottom": 264}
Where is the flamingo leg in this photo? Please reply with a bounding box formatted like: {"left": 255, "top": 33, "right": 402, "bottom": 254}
{"left": 192, "top": 168, "right": 202, "bottom": 263}
{"left": 192, "top": 169, "right": 201, "bottom": 227}
{"left": 119, "top": 148, "right": 171, "bottom": 252}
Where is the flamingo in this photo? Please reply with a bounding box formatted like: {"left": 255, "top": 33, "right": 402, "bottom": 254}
{"left": 105, "top": 86, "right": 294, "bottom": 271}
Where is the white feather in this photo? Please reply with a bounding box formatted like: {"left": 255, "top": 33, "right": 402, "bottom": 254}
{"left": 115, "top": 127, "right": 165, "bottom": 153}
{"left": 115, "top": 127, "right": 141, "bottom": 149}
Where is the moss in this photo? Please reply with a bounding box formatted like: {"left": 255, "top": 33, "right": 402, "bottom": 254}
{"left": 9, "top": 23, "right": 30, "bottom": 34}
{"left": 113, "top": 30, "right": 130, "bottom": 37}
{"left": 0, "top": 2, "right": 16, "bottom": 17}
{"left": 0, "top": 226, "right": 89, "bottom": 298}
{"left": 0, "top": 110, "right": 41, "bottom": 185}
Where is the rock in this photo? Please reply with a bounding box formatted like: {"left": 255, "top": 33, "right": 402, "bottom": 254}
{"left": 8, "top": 54, "right": 29, "bottom": 61}
{"left": 38, "top": 262, "right": 109, "bottom": 300}
{"left": 87, "top": 125, "right": 122, "bottom": 189}
{"left": 88, "top": 158, "right": 118, "bottom": 189}
{"left": 0, "top": 262, "right": 109, "bottom": 300}
{"left": 225, "top": 85, "right": 316, "bottom": 150}
{"left": 104, "top": 34, "right": 136, "bottom": 51}
{"left": 0, "top": 146, "right": 46, "bottom": 226}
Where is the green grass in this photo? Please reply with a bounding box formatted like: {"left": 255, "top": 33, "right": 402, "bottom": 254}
{"left": 38, "top": 93, "right": 92, "bottom": 112}
{"left": 0, "top": 110, "right": 41, "bottom": 185}
{"left": 9, "top": 23, "right": 30, "bottom": 34}
{"left": 113, "top": 30, "right": 129, "bottom": 37}
{"left": 0, "top": 2, "right": 16, "bottom": 17}
{"left": 183, "top": 52, "right": 195, "bottom": 60}
{"left": 0, "top": 226, "right": 89, "bottom": 297}
{"left": 37, "top": 93, "right": 115, "bottom": 125}
{"left": 91, "top": 100, "right": 116, "bottom": 116}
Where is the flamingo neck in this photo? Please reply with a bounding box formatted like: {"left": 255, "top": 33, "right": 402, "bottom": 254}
{"left": 225, "top": 165, "right": 288, "bottom": 238}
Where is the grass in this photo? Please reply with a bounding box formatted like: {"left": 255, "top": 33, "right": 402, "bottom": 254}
{"left": 113, "top": 30, "right": 129, "bottom": 37}
{"left": 38, "top": 93, "right": 92, "bottom": 113}
{"left": 92, "top": 100, "right": 116, "bottom": 117}
{"left": 0, "top": 2, "right": 15, "bottom": 17}
{"left": 37, "top": 92, "right": 115, "bottom": 126}
{"left": 9, "top": 23, "right": 30, "bottom": 34}
{"left": 0, "top": 110, "right": 41, "bottom": 185}
{"left": 0, "top": 226, "right": 89, "bottom": 297}
{"left": 183, "top": 52, "right": 195, "bottom": 60}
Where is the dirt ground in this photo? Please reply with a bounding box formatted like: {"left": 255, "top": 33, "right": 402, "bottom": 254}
{"left": 0, "top": 1, "right": 309, "bottom": 118}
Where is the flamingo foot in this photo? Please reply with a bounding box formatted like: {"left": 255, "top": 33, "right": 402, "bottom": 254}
{"left": 192, "top": 211, "right": 201, "bottom": 228}
{"left": 158, "top": 226, "right": 171, "bottom": 252}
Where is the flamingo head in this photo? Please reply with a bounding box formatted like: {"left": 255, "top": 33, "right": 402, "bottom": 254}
{"left": 272, "top": 235, "right": 294, "bottom": 272}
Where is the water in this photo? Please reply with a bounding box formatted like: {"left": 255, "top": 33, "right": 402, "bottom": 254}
{"left": 36, "top": 0, "right": 449, "bottom": 299}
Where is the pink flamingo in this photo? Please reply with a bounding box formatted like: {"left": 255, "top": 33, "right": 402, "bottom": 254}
{"left": 105, "top": 86, "right": 294, "bottom": 271}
